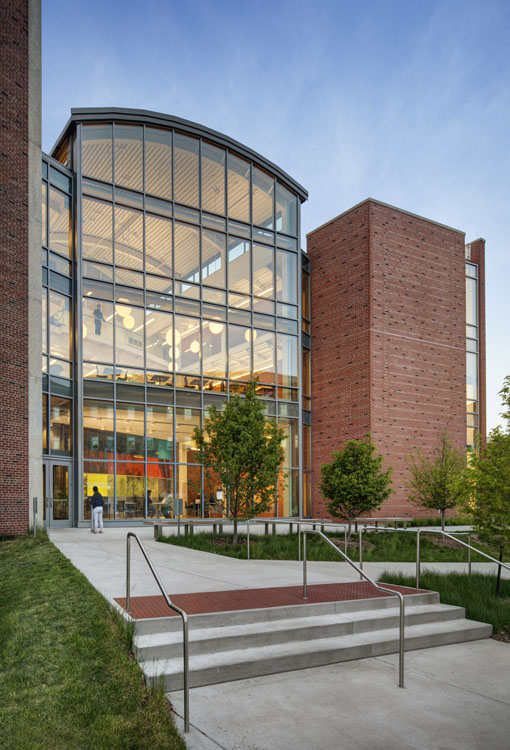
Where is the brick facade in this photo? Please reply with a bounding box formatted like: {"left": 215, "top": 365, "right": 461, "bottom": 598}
{"left": 0, "top": 1, "right": 30, "bottom": 535}
{"left": 308, "top": 199, "right": 469, "bottom": 518}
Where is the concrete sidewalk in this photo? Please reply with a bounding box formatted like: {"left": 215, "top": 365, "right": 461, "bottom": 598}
{"left": 48, "top": 527, "right": 510, "bottom": 750}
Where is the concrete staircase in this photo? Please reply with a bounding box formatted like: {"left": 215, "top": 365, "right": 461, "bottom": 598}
{"left": 133, "top": 591, "right": 492, "bottom": 691}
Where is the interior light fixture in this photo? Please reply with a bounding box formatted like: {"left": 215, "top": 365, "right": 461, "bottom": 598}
{"left": 190, "top": 340, "right": 200, "bottom": 353}
{"left": 82, "top": 323, "right": 88, "bottom": 339}
{"left": 116, "top": 304, "right": 132, "bottom": 317}
{"left": 244, "top": 329, "right": 257, "bottom": 342}
{"left": 123, "top": 315, "right": 135, "bottom": 330}
{"left": 165, "top": 329, "right": 173, "bottom": 346}
{"left": 209, "top": 322, "right": 223, "bottom": 335}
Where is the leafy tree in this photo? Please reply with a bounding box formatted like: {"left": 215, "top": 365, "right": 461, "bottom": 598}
{"left": 407, "top": 429, "right": 467, "bottom": 530}
{"left": 319, "top": 437, "right": 392, "bottom": 541}
{"left": 464, "top": 378, "right": 510, "bottom": 594}
{"left": 193, "top": 380, "right": 285, "bottom": 543}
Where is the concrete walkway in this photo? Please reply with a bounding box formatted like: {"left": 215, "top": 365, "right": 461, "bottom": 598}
{"left": 48, "top": 527, "right": 510, "bottom": 750}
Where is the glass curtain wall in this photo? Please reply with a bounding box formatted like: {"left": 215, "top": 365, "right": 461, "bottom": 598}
{"left": 77, "top": 120, "right": 301, "bottom": 521}
{"left": 466, "top": 262, "right": 479, "bottom": 450}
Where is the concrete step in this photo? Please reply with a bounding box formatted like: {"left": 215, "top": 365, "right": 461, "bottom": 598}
{"left": 133, "top": 590, "right": 440, "bottom": 636}
{"left": 143, "top": 618, "right": 492, "bottom": 691}
{"left": 134, "top": 603, "right": 465, "bottom": 661}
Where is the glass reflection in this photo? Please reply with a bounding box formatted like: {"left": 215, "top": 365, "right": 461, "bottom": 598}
{"left": 83, "top": 462, "right": 114, "bottom": 520}
{"left": 201, "top": 229, "right": 225, "bottom": 288}
{"left": 174, "top": 133, "right": 199, "bottom": 207}
{"left": 276, "top": 183, "right": 297, "bottom": 236}
{"left": 82, "top": 198, "right": 113, "bottom": 264}
{"left": 82, "top": 298, "right": 114, "bottom": 362}
{"left": 49, "top": 188, "right": 71, "bottom": 257}
{"left": 252, "top": 167, "right": 274, "bottom": 229}
{"left": 202, "top": 320, "right": 226, "bottom": 378}
{"left": 466, "top": 277, "right": 477, "bottom": 327}
{"left": 145, "top": 127, "right": 172, "bottom": 200}
{"left": 50, "top": 396, "right": 72, "bottom": 456}
{"left": 466, "top": 351, "right": 478, "bottom": 400}
{"left": 42, "top": 392, "right": 48, "bottom": 453}
{"left": 116, "top": 402, "right": 144, "bottom": 460}
{"left": 147, "top": 405, "right": 173, "bottom": 462}
{"left": 49, "top": 291, "right": 71, "bottom": 360}
{"left": 114, "top": 124, "right": 143, "bottom": 191}
{"left": 174, "top": 222, "right": 199, "bottom": 281}
{"left": 115, "top": 206, "right": 143, "bottom": 270}
{"left": 83, "top": 399, "right": 114, "bottom": 460}
{"left": 252, "top": 244, "right": 274, "bottom": 298}
{"left": 145, "top": 214, "right": 172, "bottom": 277}
{"left": 228, "top": 154, "right": 250, "bottom": 222}
{"left": 202, "top": 142, "right": 225, "bottom": 215}
{"left": 82, "top": 124, "right": 113, "bottom": 183}
{"left": 42, "top": 289, "right": 47, "bottom": 353}
{"left": 42, "top": 183, "right": 47, "bottom": 246}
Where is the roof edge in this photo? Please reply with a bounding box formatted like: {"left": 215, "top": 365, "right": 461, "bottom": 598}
{"left": 50, "top": 107, "right": 308, "bottom": 202}
{"left": 306, "top": 198, "right": 466, "bottom": 238}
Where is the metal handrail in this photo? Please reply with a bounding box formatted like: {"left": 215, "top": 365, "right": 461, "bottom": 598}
{"left": 302, "top": 530, "right": 405, "bottom": 688}
{"left": 126, "top": 532, "right": 190, "bottom": 733}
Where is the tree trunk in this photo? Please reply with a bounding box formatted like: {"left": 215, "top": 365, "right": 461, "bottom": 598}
{"left": 346, "top": 518, "right": 352, "bottom": 549}
{"left": 496, "top": 547, "right": 504, "bottom": 596}
{"left": 440, "top": 509, "right": 445, "bottom": 532}
{"left": 233, "top": 516, "right": 238, "bottom": 545}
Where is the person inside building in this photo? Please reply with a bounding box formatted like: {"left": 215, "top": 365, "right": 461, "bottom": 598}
{"left": 89, "top": 485, "right": 104, "bottom": 534}
{"left": 93, "top": 303, "right": 104, "bottom": 335}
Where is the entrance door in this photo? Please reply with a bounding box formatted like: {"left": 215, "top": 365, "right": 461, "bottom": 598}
{"left": 43, "top": 461, "right": 73, "bottom": 527}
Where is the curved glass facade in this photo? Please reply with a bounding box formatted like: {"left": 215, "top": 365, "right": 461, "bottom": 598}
{"left": 45, "top": 111, "right": 307, "bottom": 524}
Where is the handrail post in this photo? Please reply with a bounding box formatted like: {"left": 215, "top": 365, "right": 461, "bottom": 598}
{"left": 468, "top": 533, "right": 472, "bottom": 576}
{"left": 126, "top": 534, "right": 131, "bottom": 613}
{"left": 247, "top": 522, "right": 250, "bottom": 560}
{"left": 416, "top": 529, "right": 421, "bottom": 589}
{"left": 359, "top": 528, "right": 363, "bottom": 580}
{"left": 298, "top": 522, "right": 301, "bottom": 561}
{"left": 303, "top": 531, "right": 308, "bottom": 599}
{"left": 182, "top": 617, "right": 189, "bottom": 732}
{"left": 398, "top": 592, "right": 405, "bottom": 688}
{"left": 344, "top": 526, "right": 347, "bottom": 554}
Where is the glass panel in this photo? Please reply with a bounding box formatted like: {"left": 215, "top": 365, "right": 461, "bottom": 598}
{"left": 174, "top": 133, "right": 199, "bottom": 207}
{"left": 52, "top": 465, "right": 69, "bottom": 520}
{"left": 42, "top": 183, "right": 47, "bottom": 247}
{"left": 82, "top": 198, "right": 113, "bottom": 264}
{"left": 115, "top": 284, "right": 144, "bottom": 306}
{"left": 466, "top": 351, "right": 478, "bottom": 400}
{"left": 278, "top": 303, "right": 298, "bottom": 319}
{"left": 147, "top": 464, "right": 174, "bottom": 518}
{"left": 175, "top": 315, "right": 201, "bottom": 375}
{"left": 228, "top": 324, "right": 251, "bottom": 380}
{"left": 116, "top": 402, "right": 144, "bottom": 460}
{"left": 83, "top": 462, "right": 114, "bottom": 520}
{"left": 145, "top": 127, "right": 172, "bottom": 200}
{"left": 49, "top": 253, "right": 71, "bottom": 277}
{"left": 228, "top": 219, "right": 251, "bottom": 239}
{"left": 201, "top": 229, "right": 226, "bottom": 287}
{"left": 252, "top": 244, "right": 274, "bottom": 298}
{"left": 253, "top": 297, "right": 274, "bottom": 314}
{"left": 145, "top": 214, "right": 172, "bottom": 277}
{"left": 202, "top": 213, "right": 226, "bottom": 232}
{"left": 302, "top": 270, "right": 310, "bottom": 320}
{"left": 50, "top": 396, "right": 72, "bottom": 456}
{"left": 83, "top": 399, "right": 114, "bottom": 460}
{"left": 253, "top": 329, "right": 275, "bottom": 384}
{"left": 49, "top": 188, "right": 71, "bottom": 257}
{"left": 228, "top": 237, "right": 251, "bottom": 294}
{"left": 147, "top": 405, "right": 173, "bottom": 462}
{"left": 203, "top": 287, "right": 226, "bottom": 305}
{"left": 115, "top": 304, "right": 144, "bottom": 367}
{"left": 203, "top": 471, "right": 225, "bottom": 518}
{"left": 42, "top": 289, "right": 47, "bottom": 353}
{"left": 83, "top": 260, "right": 113, "bottom": 283}
{"left": 49, "top": 359, "right": 71, "bottom": 378}
{"left": 42, "top": 393, "right": 48, "bottom": 453}
{"left": 174, "top": 222, "right": 200, "bottom": 281}
{"left": 82, "top": 178, "right": 113, "bottom": 201}
{"left": 276, "top": 249, "right": 297, "bottom": 304}
{"left": 279, "top": 417, "right": 299, "bottom": 467}
{"left": 115, "top": 267, "right": 143, "bottom": 288}
{"left": 253, "top": 228, "right": 274, "bottom": 245}
{"left": 82, "top": 123, "right": 113, "bottom": 183}
{"left": 116, "top": 462, "right": 145, "bottom": 519}
{"left": 42, "top": 161, "right": 48, "bottom": 179}
{"left": 466, "top": 339, "right": 478, "bottom": 353}
{"left": 466, "top": 324, "right": 477, "bottom": 339}
{"left": 277, "top": 318, "right": 298, "bottom": 335}
{"left": 116, "top": 366, "right": 145, "bottom": 384}
{"left": 49, "top": 291, "right": 71, "bottom": 360}
{"left": 174, "top": 297, "right": 200, "bottom": 316}
{"left": 228, "top": 154, "right": 250, "bottom": 222}
{"left": 466, "top": 277, "right": 477, "bottom": 327}
{"left": 174, "top": 204, "right": 199, "bottom": 224}
{"left": 115, "top": 206, "right": 143, "bottom": 270}
{"left": 302, "top": 348, "right": 311, "bottom": 397}
{"left": 466, "top": 426, "right": 476, "bottom": 448}
{"left": 146, "top": 309, "right": 173, "bottom": 372}
{"left": 277, "top": 334, "right": 298, "bottom": 387}
{"left": 146, "top": 275, "right": 173, "bottom": 294}
{"left": 252, "top": 167, "right": 274, "bottom": 229}
{"left": 114, "top": 124, "right": 142, "bottom": 191}
{"left": 276, "top": 234, "right": 298, "bottom": 251}
{"left": 465, "top": 263, "right": 477, "bottom": 278}
{"left": 176, "top": 464, "right": 201, "bottom": 518}
{"left": 229, "top": 308, "right": 251, "bottom": 326}
{"left": 278, "top": 469, "right": 298, "bottom": 517}
{"left": 83, "top": 298, "right": 114, "bottom": 363}
{"left": 50, "top": 166, "right": 72, "bottom": 194}
{"left": 202, "top": 320, "right": 226, "bottom": 378}
{"left": 466, "top": 400, "right": 478, "bottom": 413}
{"left": 303, "top": 424, "right": 311, "bottom": 470}
{"left": 202, "top": 303, "right": 226, "bottom": 321}
{"left": 276, "top": 183, "right": 297, "bottom": 236}
{"left": 253, "top": 313, "right": 274, "bottom": 330}
{"left": 115, "top": 186, "right": 143, "bottom": 210}
{"left": 303, "top": 472, "right": 311, "bottom": 516}
{"left": 175, "top": 408, "right": 201, "bottom": 463}
{"left": 202, "top": 142, "right": 225, "bottom": 215}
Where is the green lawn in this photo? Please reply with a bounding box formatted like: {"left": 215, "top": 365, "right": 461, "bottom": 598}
{"left": 379, "top": 570, "right": 510, "bottom": 637}
{"left": 159, "top": 529, "right": 507, "bottom": 565}
{"left": 0, "top": 532, "right": 186, "bottom": 750}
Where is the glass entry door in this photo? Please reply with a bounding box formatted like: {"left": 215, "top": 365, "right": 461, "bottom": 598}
{"left": 43, "top": 460, "right": 72, "bottom": 527}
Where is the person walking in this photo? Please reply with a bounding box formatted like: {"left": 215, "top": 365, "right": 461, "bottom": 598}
{"left": 89, "top": 485, "right": 104, "bottom": 534}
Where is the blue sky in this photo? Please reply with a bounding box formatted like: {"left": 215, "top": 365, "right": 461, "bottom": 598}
{"left": 42, "top": 0, "right": 510, "bottom": 432}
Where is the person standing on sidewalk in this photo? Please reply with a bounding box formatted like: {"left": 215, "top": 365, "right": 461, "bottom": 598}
{"left": 89, "top": 486, "right": 104, "bottom": 534}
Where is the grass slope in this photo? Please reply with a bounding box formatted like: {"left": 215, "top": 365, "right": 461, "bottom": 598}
{"left": 0, "top": 532, "right": 185, "bottom": 750}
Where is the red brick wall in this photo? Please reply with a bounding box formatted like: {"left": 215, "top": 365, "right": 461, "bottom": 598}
{"left": 466, "top": 239, "right": 486, "bottom": 445}
{"left": 0, "top": 1, "right": 30, "bottom": 535}
{"left": 307, "top": 200, "right": 466, "bottom": 519}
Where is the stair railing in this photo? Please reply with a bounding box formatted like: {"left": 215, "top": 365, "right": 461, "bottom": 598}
{"left": 126, "top": 532, "right": 190, "bottom": 733}
{"left": 302, "top": 529, "right": 405, "bottom": 688}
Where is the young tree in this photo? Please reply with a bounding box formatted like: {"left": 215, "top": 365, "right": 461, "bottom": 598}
{"left": 193, "top": 380, "right": 285, "bottom": 543}
{"left": 464, "top": 378, "right": 510, "bottom": 594}
{"left": 407, "top": 429, "right": 467, "bottom": 530}
{"left": 319, "top": 437, "right": 392, "bottom": 541}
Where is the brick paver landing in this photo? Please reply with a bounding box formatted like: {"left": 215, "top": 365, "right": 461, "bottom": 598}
{"left": 115, "top": 581, "right": 424, "bottom": 619}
